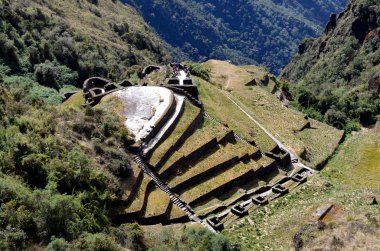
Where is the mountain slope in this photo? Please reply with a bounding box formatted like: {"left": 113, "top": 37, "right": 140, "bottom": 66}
{"left": 123, "top": 0, "right": 347, "bottom": 73}
{"left": 0, "top": 0, "right": 170, "bottom": 92}
{"left": 281, "top": 0, "right": 380, "bottom": 128}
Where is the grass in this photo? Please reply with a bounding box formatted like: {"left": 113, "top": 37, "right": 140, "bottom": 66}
{"left": 120, "top": 162, "right": 143, "bottom": 200}
{"left": 60, "top": 91, "right": 84, "bottom": 110}
{"left": 203, "top": 60, "right": 254, "bottom": 91}
{"left": 223, "top": 131, "right": 380, "bottom": 250}
{"left": 298, "top": 119, "right": 345, "bottom": 168}
{"left": 323, "top": 131, "right": 380, "bottom": 189}
{"left": 125, "top": 174, "right": 151, "bottom": 214}
{"left": 198, "top": 77, "right": 278, "bottom": 152}
{"left": 180, "top": 161, "right": 257, "bottom": 204}
{"left": 167, "top": 141, "right": 258, "bottom": 188}
{"left": 144, "top": 188, "right": 171, "bottom": 218}
{"left": 147, "top": 100, "right": 201, "bottom": 167}
{"left": 200, "top": 60, "right": 344, "bottom": 168}
{"left": 158, "top": 117, "right": 231, "bottom": 174}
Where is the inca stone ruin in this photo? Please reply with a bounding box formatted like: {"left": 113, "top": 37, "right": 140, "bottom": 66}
{"left": 63, "top": 63, "right": 316, "bottom": 231}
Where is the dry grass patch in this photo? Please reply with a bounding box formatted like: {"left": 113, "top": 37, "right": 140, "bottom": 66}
{"left": 144, "top": 189, "right": 171, "bottom": 218}
{"left": 298, "top": 119, "right": 344, "bottom": 168}
{"left": 168, "top": 141, "right": 256, "bottom": 188}
{"left": 158, "top": 117, "right": 231, "bottom": 174}
{"left": 180, "top": 162, "right": 257, "bottom": 204}
{"left": 125, "top": 174, "right": 151, "bottom": 214}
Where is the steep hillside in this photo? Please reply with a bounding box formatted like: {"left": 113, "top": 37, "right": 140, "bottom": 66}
{"left": 0, "top": 0, "right": 170, "bottom": 99}
{"left": 124, "top": 0, "right": 347, "bottom": 73}
{"left": 281, "top": 0, "right": 380, "bottom": 129}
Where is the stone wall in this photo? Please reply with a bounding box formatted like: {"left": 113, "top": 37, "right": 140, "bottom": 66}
{"left": 160, "top": 138, "right": 219, "bottom": 178}
{"left": 154, "top": 107, "right": 204, "bottom": 170}
{"left": 172, "top": 157, "right": 241, "bottom": 192}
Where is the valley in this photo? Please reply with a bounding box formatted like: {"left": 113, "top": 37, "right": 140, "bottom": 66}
{"left": 0, "top": 0, "right": 378, "bottom": 250}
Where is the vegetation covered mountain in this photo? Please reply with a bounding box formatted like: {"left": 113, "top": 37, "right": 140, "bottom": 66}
{"left": 124, "top": 0, "right": 347, "bottom": 73}
{"left": 0, "top": 0, "right": 170, "bottom": 104}
{"left": 0, "top": 0, "right": 378, "bottom": 250}
{"left": 281, "top": 0, "right": 380, "bottom": 130}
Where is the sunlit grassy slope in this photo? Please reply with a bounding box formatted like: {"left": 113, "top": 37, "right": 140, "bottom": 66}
{"left": 202, "top": 60, "right": 344, "bottom": 168}
{"left": 224, "top": 131, "right": 380, "bottom": 250}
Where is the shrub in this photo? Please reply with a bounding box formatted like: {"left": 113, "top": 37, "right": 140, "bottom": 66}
{"left": 181, "top": 227, "right": 236, "bottom": 251}
{"left": 188, "top": 63, "right": 210, "bottom": 81}
{"left": 55, "top": 64, "right": 78, "bottom": 86}
{"left": 34, "top": 61, "right": 58, "bottom": 88}
{"left": 52, "top": 37, "right": 79, "bottom": 69}
{"left": 72, "top": 233, "right": 122, "bottom": 251}
{"left": 111, "top": 223, "right": 146, "bottom": 251}
{"left": 46, "top": 237, "right": 70, "bottom": 251}
{"left": 325, "top": 107, "right": 348, "bottom": 129}
{"left": 344, "top": 119, "right": 361, "bottom": 134}
{"left": 34, "top": 61, "right": 78, "bottom": 89}
{"left": 0, "top": 33, "right": 19, "bottom": 68}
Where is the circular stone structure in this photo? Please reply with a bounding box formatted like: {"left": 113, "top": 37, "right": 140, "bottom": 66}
{"left": 111, "top": 86, "right": 174, "bottom": 142}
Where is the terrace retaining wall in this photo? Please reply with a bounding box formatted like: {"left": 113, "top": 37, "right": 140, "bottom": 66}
{"left": 154, "top": 107, "right": 204, "bottom": 170}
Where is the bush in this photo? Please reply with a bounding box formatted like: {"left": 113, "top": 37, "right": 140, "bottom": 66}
{"left": 325, "top": 107, "right": 347, "bottom": 129}
{"left": 34, "top": 61, "right": 78, "bottom": 89}
{"left": 46, "top": 237, "right": 70, "bottom": 251}
{"left": 72, "top": 233, "right": 122, "bottom": 251}
{"left": 344, "top": 119, "right": 361, "bottom": 134}
{"left": 34, "top": 61, "right": 58, "bottom": 88}
{"left": 111, "top": 223, "right": 146, "bottom": 251}
{"left": 188, "top": 63, "right": 210, "bottom": 81}
{"left": 181, "top": 227, "right": 236, "bottom": 251}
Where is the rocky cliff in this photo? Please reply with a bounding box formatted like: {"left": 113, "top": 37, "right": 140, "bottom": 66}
{"left": 281, "top": 0, "right": 380, "bottom": 127}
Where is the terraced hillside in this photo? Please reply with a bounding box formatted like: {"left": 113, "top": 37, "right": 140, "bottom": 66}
{"left": 65, "top": 61, "right": 344, "bottom": 230}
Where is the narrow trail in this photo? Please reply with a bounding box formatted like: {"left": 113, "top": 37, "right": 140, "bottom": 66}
{"left": 131, "top": 155, "right": 216, "bottom": 233}
{"left": 222, "top": 90, "right": 315, "bottom": 174}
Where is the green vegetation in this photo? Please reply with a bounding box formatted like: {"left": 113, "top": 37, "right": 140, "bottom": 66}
{"left": 0, "top": 0, "right": 170, "bottom": 95}
{"left": 145, "top": 226, "right": 237, "bottom": 251}
{"left": 199, "top": 61, "right": 344, "bottom": 168}
{"left": 281, "top": 0, "right": 380, "bottom": 131}
{"left": 0, "top": 83, "right": 139, "bottom": 249}
{"left": 125, "top": 0, "right": 346, "bottom": 73}
{"left": 187, "top": 62, "right": 210, "bottom": 81}
{"left": 148, "top": 100, "right": 201, "bottom": 167}
{"left": 224, "top": 131, "right": 380, "bottom": 250}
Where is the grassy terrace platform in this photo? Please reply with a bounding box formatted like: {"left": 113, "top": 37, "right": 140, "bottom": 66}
{"left": 197, "top": 78, "right": 278, "bottom": 152}
{"left": 144, "top": 188, "right": 171, "bottom": 219}
{"left": 125, "top": 173, "right": 151, "bottom": 215}
{"left": 121, "top": 162, "right": 143, "bottom": 201}
{"left": 147, "top": 100, "right": 201, "bottom": 168}
{"left": 180, "top": 160, "right": 261, "bottom": 205}
{"left": 167, "top": 141, "right": 258, "bottom": 189}
{"left": 201, "top": 60, "right": 344, "bottom": 168}
{"left": 298, "top": 119, "right": 344, "bottom": 168}
{"left": 158, "top": 117, "right": 232, "bottom": 174}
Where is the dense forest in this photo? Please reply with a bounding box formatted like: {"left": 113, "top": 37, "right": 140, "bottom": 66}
{"left": 281, "top": 0, "right": 380, "bottom": 131}
{"left": 124, "top": 0, "right": 347, "bottom": 73}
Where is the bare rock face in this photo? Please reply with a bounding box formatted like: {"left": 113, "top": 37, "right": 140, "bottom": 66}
{"left": 365, "top": 194, "right": 378, "bottom": 205}
{"left": 368, "top": 74, "right": 380, "bottom": 94}
{"left": 245, "top": 78, "right": 257, "bottom": 86}
{"left": 324, "top": 14, "right": 337, "bottom": 34}
{"left": 350, "top": 3, "right": 378, "bottom": 43}
{"left": 260, "top": 74, "right": 270, "bottom": 86}
{"left": 297, "top": 37, "right": 315, "bottom": 55}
